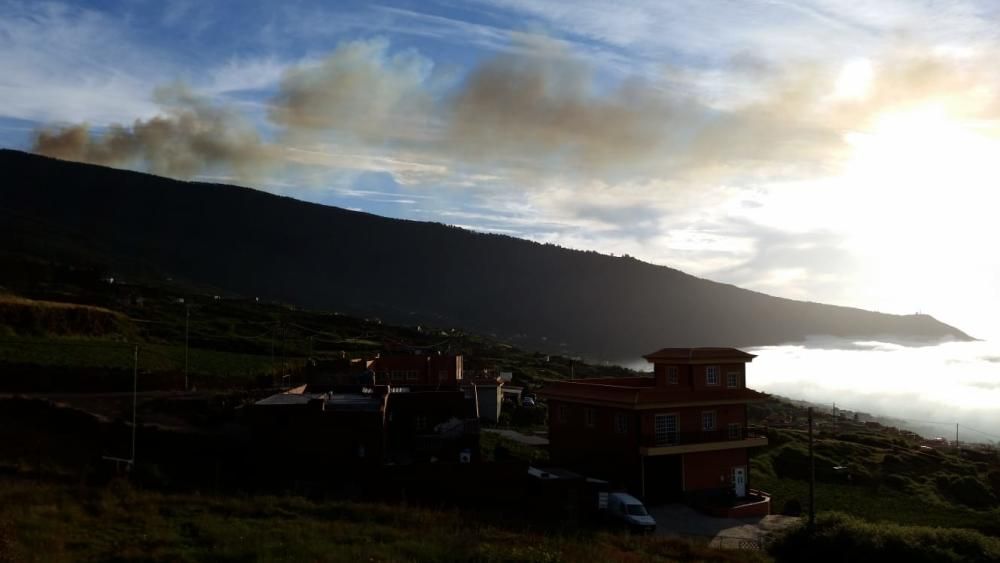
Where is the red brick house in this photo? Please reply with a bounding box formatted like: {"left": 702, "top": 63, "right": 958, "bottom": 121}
{"left": 540, "top": 348, "right": 769, "bottom": 509}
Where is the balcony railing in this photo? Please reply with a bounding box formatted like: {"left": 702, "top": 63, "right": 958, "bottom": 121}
{"left": 642, "top": 426, "right": 766, "bottom": 448}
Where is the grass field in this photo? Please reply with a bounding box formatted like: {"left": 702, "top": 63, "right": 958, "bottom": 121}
{"left": 750, "top": 422, "right": 1000, "bottom": 532}
{"left": 0, "top": 286, "right": 638, "bottom": 387}
{"left": 0, "top": 477, "right": 766, "bottom": 563}
{"left": 0, "top": 337, "right": 290, "bottom": 378}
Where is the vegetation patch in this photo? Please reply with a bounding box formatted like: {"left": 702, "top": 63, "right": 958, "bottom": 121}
{"left": 0, "top": 477, "right": 766, "bottom": 562}
{"left": 0, "top": 294, "right": 132, "bottom": 337}
{"left": 770, "top": 512, "right": 1000, "bottom": 563}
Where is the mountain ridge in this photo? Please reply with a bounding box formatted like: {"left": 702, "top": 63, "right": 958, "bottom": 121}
{"left": 0, "top": 149, "right": 972, "bottom": 360}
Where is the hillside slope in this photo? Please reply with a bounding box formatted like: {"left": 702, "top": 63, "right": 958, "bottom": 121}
{"left": 0, "top": 150, "right": 971, "bottom": 359}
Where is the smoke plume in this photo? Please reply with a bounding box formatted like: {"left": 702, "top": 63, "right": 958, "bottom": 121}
{"left": 269, "top": 39, "right": 434, "bottom": 144}
{"left": 31, "top": 36, "right": 1000, "bottom": 187}
{"left": 33, "top": 84, "right": 273, "bottom": 181}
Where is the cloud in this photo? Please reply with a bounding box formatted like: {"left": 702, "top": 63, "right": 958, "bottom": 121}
{"left": 33, "top": 84, "right": 273, "bottom": 180}
{"left": 0, "top": 2, "right": 161, "bottom": 125}
{"left": 203, "top": 56, "right": 292, "bottom": 96}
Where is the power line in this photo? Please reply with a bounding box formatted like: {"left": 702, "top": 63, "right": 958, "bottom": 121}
{"left": 798, "top": 399, "right": 1000, "bottom": 441}
{"left": 960, "top": 425, "right": 1000, "bottom": 441}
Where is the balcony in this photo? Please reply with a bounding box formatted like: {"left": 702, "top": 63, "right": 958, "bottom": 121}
{"left": 639, "top": 426, "right": 768, "bottom": 456}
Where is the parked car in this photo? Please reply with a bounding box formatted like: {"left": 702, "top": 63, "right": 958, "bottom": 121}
{"left": 606, "top": 492, "right": 656, "bottom": 533}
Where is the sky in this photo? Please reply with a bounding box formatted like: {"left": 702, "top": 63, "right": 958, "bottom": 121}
{"left": 4, "top": 0, "right": 1000, "bottom": 340}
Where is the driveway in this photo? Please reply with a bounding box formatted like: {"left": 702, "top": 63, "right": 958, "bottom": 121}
{"left": 482, "top": 428, "right": 549, "bottom": 446}
{"left": 648, "top": 504, "right": 800, "bottom": 549}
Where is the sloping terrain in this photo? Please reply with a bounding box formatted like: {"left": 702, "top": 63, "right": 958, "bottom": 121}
{"left": 0, "top": 150, "right": 971, "bottom": 360}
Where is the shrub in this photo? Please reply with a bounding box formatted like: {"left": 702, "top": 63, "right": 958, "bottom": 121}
{"left": 881, "top": 453, "right": 903, "bottom": 466}
{"left": 772, "top": 444, "right": 840, "bottom": 482}
{"left": 987, "top": 470, "right": 1000, "bottom": 497}
{"left": 883, "top": 473, "right": 914, "bottom": 492}
{"left": 781, "top": 499, "right": 802, "bottom": 516}
{"left": 937, "top": 475, "right": 997, "bottom": 509}
{"left": 0, "top": 518, "right": 13, "bottom": 563}
{"left": 770, "top": 512, "right": 1000, "bottom": 563}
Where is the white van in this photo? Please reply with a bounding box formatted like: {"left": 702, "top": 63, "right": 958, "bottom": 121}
{"left": 606, "top": 492, "right": 656, "bottom": 533}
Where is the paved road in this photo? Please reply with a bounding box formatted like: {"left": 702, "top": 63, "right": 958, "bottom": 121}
{"left": 649, "top": 504, "right": 799, "bottom": 549}
{"left": 482, "top": 428, "right": 549, "bottom": 446}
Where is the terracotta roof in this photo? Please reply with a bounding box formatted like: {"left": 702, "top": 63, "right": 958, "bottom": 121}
{"left": 538, "top": 378, "right": 768, "bottom": 408}
{"left": 642, "top": 347, "right": 757, "bottom": 362}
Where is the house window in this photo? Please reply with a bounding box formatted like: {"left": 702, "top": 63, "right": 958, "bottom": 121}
{"left": 667, "top": 366, "right": 678, "bottom": 384}
{"left": 705, "top": 366, "right": 720, "bottom": 386}
{"left": 390, "top": 371, "right": 404, "bottom": 381}
{"left": 728, "top": 423, "right": 742, "bottom": 440}
{"left": 654, "top": 414, "right": 679, "bottom": 445}
{"left": 558, "top": 404, "right": 569, "bottom": 424}
{"left": 702, "top": 411, "right": 716, "bottom": 431}
{"left": 585, "top": 407, "right": 596, "bottom": 428}
{"left": 727, "top": 372, "right": 739, "bottom": 388}
{"left": 614, "top": 413, "right": 628, "bottom": 434}
{"left": 415, "top": 415, "right": 427, "bottom": 432}
{"left": 406, "top": 370, "right": 419, "bottom": 382}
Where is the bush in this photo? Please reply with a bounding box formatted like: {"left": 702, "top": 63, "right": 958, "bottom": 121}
{"left": 883, "top": 473, "right": 914, "bottom": 492}
{"left": 770, "top": 512, "right": 1000, "bottom": 563}
{"left": 881, "top": 453, "right": 903, "bottom": 466}
{"left": 936, "top": 475, "right": 996, "bottom": 509}
{"left": 772, "top": 445, "right": 839, "bottom": 482}
{"left": 987, "top": 470, "right": 1000, "bottom": 497}
{"left": 781, "top": 499, "right": 802, "bottom": 516}
{"left": 0, "top": 518, "right": 13, "bottom": 563}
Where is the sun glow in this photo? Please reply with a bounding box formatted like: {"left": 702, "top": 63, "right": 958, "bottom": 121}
{"left": 838, "top": 101, "right": 1000, "bottom": 331}
{"left": 833, "top": 58, "right": 873, "bottom": 100}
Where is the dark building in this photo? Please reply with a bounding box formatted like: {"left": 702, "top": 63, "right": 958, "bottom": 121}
{"left": 303, "top": 357, "right": 372, "bottom": 387}
{"left": 384, "top": 388, "right": 480, "bottom": 464}
{"left": 249, "top": 385, "right": 387, "bottom": 488}
{"left": 370, "top": 354, "right": 464, "bottom": 387}
{"left": 250, "top": 380, "right": 480, "bottom": 486}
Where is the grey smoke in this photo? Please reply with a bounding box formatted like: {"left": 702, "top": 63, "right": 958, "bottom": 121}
{"left": 33, "top": 84, "right": 273, "bottom": 180}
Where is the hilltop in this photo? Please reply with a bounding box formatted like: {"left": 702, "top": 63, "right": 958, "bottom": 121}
{"left": 0, "top": 149, "right": 972, "bottom": 361}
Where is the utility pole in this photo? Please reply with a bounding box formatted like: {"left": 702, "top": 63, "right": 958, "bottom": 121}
{"left": 131, "top": 344, "right": 138, "bottom": 468}
{"left": 270, "top": 320, "right": 277, "bottom": 385}
{"left": 832, "top": 402, "right": 837, "bottom": 434}
{"left": 101, "top": 345, "right": 140, "bottom": 475}
{"left": 184, "top": 304, "right": 190, "bottom": 391}
{"left": 956, "top": 423, "right": 961, "bottom": 457}
{"left": 808, "top": 407, "right": 815, "bottom": 531}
